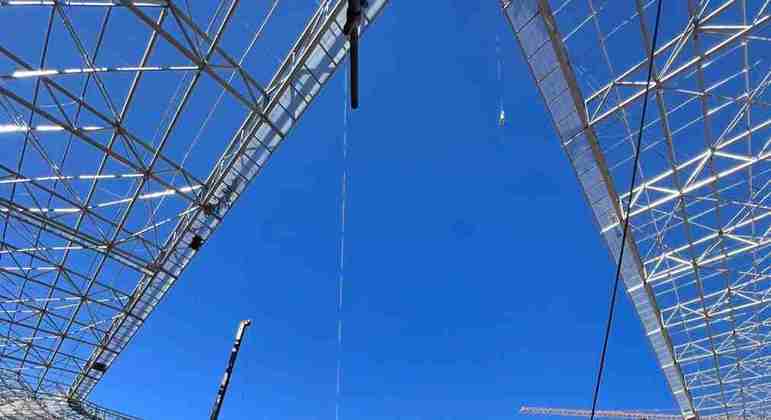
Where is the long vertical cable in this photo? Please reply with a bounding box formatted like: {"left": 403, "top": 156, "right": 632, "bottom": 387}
{"left": 589, "top": 2, "right": 664, "bottom": 420}
{"left": 497, "top": 34, "right": 505, "bottom": 128}
{"left": 335, "top": 61, "right": 350, "bottom": 420}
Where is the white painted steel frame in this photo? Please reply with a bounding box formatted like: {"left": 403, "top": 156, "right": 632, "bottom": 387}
{"left": 0, "top": 393, "right": 140, "bottom": 419}
{"left": 0, "top": 0, "right": 389, "bottom": 417}
{"left": 504, "top": 0, "right": 770, "bottom": 418}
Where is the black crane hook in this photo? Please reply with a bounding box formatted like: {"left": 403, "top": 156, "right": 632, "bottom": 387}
{"left": 343, "top": 0, "right": 367, "bottom": 109}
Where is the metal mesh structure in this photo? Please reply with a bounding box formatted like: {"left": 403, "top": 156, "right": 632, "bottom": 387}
{"left": 0, "top": 0, "right": 389, "bottom": 416}
{"left": 503, "top": 0, "right": 771, "bottom": 418}
{"left": 0, "top": 393, "right": 140, "bottom": 419}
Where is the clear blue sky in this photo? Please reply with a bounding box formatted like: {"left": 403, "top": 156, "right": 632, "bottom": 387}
{"left": 90, "top": 2, "right": 678, "bottom": 418}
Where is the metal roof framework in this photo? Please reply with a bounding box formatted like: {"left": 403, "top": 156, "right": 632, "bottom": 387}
{"left": 0, "top": 392, "right": 139, "bottom": 419}
{"left": 0, "top": 0, "right": 389, "bottom": 416}
{"left": 503, "top": 0, "right": 771, "bottom": 418}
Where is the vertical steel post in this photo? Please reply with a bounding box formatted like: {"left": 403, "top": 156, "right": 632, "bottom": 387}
{"left": 349, "top": 27, "right": 360, "bottom": 109}
{"left": 343, "top": 0, "right": 363, "bottom": 109}
{"left": 210, "top": 319, "right": 252, "bottom": 420}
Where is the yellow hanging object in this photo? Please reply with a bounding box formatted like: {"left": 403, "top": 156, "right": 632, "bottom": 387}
{"left": 498, "top": 109, "right": 506, "bottom": 127}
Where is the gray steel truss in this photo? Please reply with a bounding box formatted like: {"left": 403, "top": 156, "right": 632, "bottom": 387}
{"left": 503, "top": 0, "right": 771, "bottom": 418}
{"left": 0, "top": 0, "right": 389, "bottom": 416}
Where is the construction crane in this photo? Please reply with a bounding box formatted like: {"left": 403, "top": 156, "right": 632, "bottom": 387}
{"left": 210, "top": 320, "right": 252, "bottom": 420}
{"left": 519, "top": 406, "right": 764, "bottom": 420}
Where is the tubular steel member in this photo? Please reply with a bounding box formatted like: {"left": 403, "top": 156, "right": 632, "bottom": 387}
{"left": 343, "top": 0, "right": 367, "bottom": 109}
{"left": 210, "top": 320, "right": 252, "bottom": 420}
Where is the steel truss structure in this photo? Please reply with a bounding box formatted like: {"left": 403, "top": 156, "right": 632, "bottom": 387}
{"left": 0, "top": 0, "right": 388, "bottom": 417}
{"left": 520, "top": 405, "right": 753, "bottom": 420}
{"left": 0, "top": 393, "right": 139, "bottom": 419}
{"left": 503, "top": 0, "right": 771, "bottom": 418}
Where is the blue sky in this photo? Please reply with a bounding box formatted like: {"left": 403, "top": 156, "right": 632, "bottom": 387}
{"left": 90, "top": 2, "right": 678, "bottom": 419}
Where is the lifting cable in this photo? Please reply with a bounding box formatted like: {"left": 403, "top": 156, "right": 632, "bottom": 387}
{"left": 335, "top": 61, "right": 351, "bottom": 420}
{"left": 497, "top": 34, "right": 505, "bottom": 129}
{"left": 589, "top": 1, "right": 664, "bottom": 420}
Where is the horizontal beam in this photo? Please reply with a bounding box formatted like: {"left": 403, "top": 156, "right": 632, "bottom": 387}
{"left": 588, "top": 15, "right": 771, "bottom": 127}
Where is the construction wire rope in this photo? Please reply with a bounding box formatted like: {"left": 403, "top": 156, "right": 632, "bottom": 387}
{"left": 589, "top": 1, "right": 664, "bottom": 420}
{"left": 497, "top": 34, "right": 505, "bottom": 129}
{"left": 335, "top": 61, "right": 351, "bottom": 420}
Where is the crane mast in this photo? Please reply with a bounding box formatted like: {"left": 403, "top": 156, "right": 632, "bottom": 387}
{"left": 210, "top": 320, "right": 252, "bottom": 420}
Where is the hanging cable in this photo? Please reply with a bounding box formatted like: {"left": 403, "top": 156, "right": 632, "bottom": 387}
{"left": 335, "top": 60, "right": 351, "bottom": 420}
{"left": 589, "top": 2, "right": 664, "bottom": 420}
{"left": 497, "top": 34, "right": 505, "bottom": 128}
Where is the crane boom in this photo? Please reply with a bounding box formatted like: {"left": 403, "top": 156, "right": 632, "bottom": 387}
{"left": 520, "top": 406, "right": 766, "bottom": 420}
{"left": 520, "top": 406, "right": 768, "bottom": 420}
{"left": 210, "top": 320, "right": 252, "bottom": 420}
{"left": 520, "top": 406, "right": 683, "bottom": 420}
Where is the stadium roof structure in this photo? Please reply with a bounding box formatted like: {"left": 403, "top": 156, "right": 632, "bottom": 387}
{"left": 503, "top": 0, "right": 771, "bottom": 418}
{"left": 0, "top": 0, "right": 388, "bottom": 416}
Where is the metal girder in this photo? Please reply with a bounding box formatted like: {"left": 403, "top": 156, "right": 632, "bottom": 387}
{"left": 519, "top": 405, "right": 762, "bottom": 420}
{"left": 0, "top": 0, "right": 390, "bottom": 416}
{"left": 503, "top": 0, "right": 771, "bottom": 418}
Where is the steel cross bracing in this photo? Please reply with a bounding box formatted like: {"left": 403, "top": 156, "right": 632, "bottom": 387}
{"left": 0, "top": 0, "right": 389, "bottom": 415}
{"left": 503, "top": 0, "right": 771, "bottom": 418}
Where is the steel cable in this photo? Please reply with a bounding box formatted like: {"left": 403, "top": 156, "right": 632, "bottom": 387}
{"left": 589, "top": 1, "right": 664, "bottom": 419}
